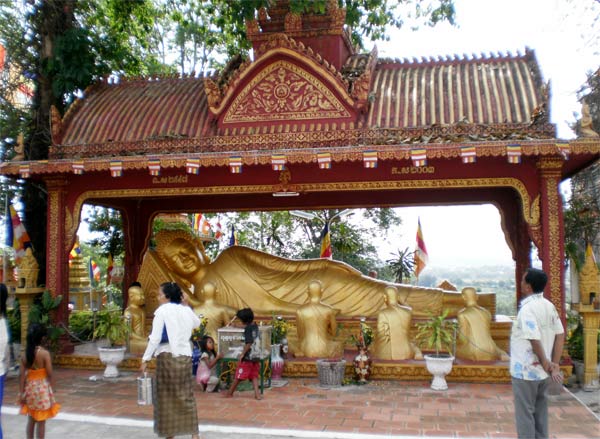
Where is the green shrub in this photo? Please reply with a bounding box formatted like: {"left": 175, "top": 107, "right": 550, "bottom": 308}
{"left": 8, "top": 300, "right": 21, "bottom": 344}
{"left": 68, "top": 310, "right": 95, "bottom": 342}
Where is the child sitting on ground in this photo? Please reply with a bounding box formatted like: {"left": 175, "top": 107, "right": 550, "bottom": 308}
{"left": 224, "top": 308, "right": 263, "bottom": 400}
{"left": 196, "top": 335, "right": 223, "bottom": 392}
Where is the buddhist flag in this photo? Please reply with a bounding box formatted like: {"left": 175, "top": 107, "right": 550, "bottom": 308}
{"left": 193, "top": 213, "right": 202, "bottom": 232}
{"left": 411, "top": 148, "right": 427, "bottom": 167}
{"left": 19, "top": 164, "right": 30, "bottom": 178}
{"left": 229, "top": 156, "right": 242, "bottom": 173}
{"left": 6, "top": 204, "right": 32, "bottom": 264}
{"left": 106, "top": 253, "right": 114, "bottom": 285}
{"left": 363, "top": 150, "right": 378, "bottom": 168}
{"left": 69, "top": 239, "right": 81, "bottom": 260}
{"left": 148, "top": 158, "right": 161, "bottom": 176}
{"left": 89, "top": 259, "right": 100, "bottom": 283}
{"left": 317, "top": 152, "right": 332, "bottom": 169}
{"left": 271, "top": 154, "right": 286, "bottom": 171}
{"left": 72, "top": 160, "right": 84, "bottom": 175}
{"left": 506, "top": 144, "right": 522, "bottom": 164}
{"left": 460, "top": 146, "right": 477, "bottom": 164}
{"left": 109, "top": 160, "right": 123, "bottom": 177}
{"left": 228, "top": 225, "right": 238, "bottom": 247}
{"left": 214, "top": 220, "right": 223, "bottom": 240}
{"left": 414, "top": 218, "right": 428, "bottom": 278}
{"left": 320, "top": 222, "right": 332, "bottom": 259}
{"left": 186, "top": 158, "right": 200, "bottom": 174}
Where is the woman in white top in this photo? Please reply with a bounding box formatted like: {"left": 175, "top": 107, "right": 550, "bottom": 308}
{"left": 0, "top": 283, "right": 10, "bottom": 439}
{"left": 141, "top": 282, "right": 200, "bottom": 439}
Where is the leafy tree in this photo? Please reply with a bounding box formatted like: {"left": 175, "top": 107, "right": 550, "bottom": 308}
{"left": 1, "top": 0, "right": 455, "bottom": 282}
{"left": 84, "top": 206, "right": 124, "bottom": 259}
{"left": 387, "top": 247, "right": 415, "bottom": 283}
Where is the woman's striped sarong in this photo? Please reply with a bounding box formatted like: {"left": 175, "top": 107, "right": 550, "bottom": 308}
{"left": 154, "top": 353, "right": 198, "bottom": 437}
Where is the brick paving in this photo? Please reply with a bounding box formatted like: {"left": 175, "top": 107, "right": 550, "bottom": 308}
{"left": 4, "top": 367, "right": 599, "bottom": 438}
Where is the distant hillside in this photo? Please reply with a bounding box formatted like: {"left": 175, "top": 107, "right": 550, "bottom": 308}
{"left": 416, "top": 264, "right": 517, "bottom": 316}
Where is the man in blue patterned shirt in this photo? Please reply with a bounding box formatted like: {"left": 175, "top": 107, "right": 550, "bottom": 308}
{"left": 510, "top": 268, "right": 565, "bottom": 439}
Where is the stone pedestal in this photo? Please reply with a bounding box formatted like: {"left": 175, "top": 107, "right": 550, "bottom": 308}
{"left": 15, "top": 287, "right": 44, "bottom": 349}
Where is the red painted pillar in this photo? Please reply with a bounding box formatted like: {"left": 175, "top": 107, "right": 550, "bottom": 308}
{"left": 45, "top": 178, "right": 74, "bottom": 353}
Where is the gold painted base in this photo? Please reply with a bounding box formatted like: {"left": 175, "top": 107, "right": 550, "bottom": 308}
{"left": 55, "top": 353, "right": 571, "bottom": 384}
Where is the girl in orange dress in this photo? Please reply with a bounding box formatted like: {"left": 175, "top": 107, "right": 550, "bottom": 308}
{"left": 19, "top": 323, "right": 60, "bottom": 439}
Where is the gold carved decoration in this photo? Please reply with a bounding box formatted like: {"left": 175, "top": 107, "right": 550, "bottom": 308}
{"left": 72, "top": 176, "right": 539, "bottom": 226}
{"left": 223, "top": 60, "right": 351, "bottom": 123}
{"left": 545, "top": 176, "right": 562, "bottom": 310}
{"left": 47, "top": 189, "right": 60, "bottom": 294}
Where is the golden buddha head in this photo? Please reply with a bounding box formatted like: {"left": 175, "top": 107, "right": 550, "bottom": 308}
{"left": 155, "top": 229, "right": 205, "bottom": 278}
{"left": 128, "top": 282, "right": 144, "bottom": 306}
{"left": 307, "top": 279, "right": 323, "bottom": 299}
{"left": 461, "top": 287, "right": 478, "bottom": 306}
{"left": 383, "top": 286, "right": 399, "bottom": 306}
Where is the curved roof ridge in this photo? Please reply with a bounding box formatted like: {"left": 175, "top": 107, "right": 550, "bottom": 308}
{"left": 377, "top": 47, "right": 536, "bottom": 68}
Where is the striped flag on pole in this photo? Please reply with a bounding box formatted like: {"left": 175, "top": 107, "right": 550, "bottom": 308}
{"left": 214, "top": 220, "right": 223, "bottom": 240}
{"left": 414, "top": 217, "right": 428, "bottom": 278}
{"left": 89, "top": 259, "right": 101, "bottom": 283}
{"left": 228, "top": 225, "right": 238, "bottom": 246}
{"left": 106, "top": 253, "right": 114, "bottom": 285}
{"left": 320, "top": 222, "right": 332, "bottom": 259}
{"left": 69, "top": 239, "right": 82, "bottom": 260}
{"left": 7, "top": 204, "right": 32, "bottom": 264}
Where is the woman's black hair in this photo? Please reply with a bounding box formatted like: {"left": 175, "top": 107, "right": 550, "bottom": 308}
{"left": 0, "top": 283, "right": 7, "bottom": 317}
{"left": 160, "top": 281, "right": 182, "bottom": 304}
{"left": 236, "top": 308, "right": 254, "bottom": 324}
{"left": 25, "top": 323, "right": 46, "bottom": 368}
{"left": 199, "top": 335, "right": 215, "bottom": 354}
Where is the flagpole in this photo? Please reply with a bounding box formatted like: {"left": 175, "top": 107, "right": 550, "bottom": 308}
{"left": 3, "top": 194, "right": 8, "bottom": 284}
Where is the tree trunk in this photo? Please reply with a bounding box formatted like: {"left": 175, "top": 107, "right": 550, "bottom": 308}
{"left": 23, "top": 0, "right": 75, "bottom": 286}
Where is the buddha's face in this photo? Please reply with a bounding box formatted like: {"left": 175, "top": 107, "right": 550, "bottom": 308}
{"left": 129, "top": 287, "right": 144, "bottom": 306}
{"left": 384, "top": 287, "right": 398, "bottom": 306}
{"left": 308, "top": 281, "right": 322, "bottom": 299}
{"left": 461, "top": 287, "right": 477, "bottom": 305}
{"left": 164, "top": 239, "right": 203, "bottom": 277}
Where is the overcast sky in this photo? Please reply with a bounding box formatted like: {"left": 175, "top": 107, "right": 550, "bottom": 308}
{"left": 368, "top": 0, "right": 599, "bottom": 269}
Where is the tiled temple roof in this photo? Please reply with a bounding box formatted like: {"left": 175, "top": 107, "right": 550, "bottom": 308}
{"left": 368, "top": 50, "right": 545, "bottom": 128}
{"left": 57, "top": 76, "right": 216, "bottom": 148}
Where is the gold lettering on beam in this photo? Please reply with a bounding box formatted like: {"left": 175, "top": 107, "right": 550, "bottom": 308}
{"left": 151, "top": 175, "right": 189, "bottom": 185}
{"left": 391, "top": 166, "right": 436, "bottom": 175}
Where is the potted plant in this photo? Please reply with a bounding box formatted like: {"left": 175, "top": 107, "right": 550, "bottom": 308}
{"left": 29, "top": 291, "right": 65, "bottom": 356}
{"left": 416, "top": 309, "right": 456, "bottom": 390}
{"left": 94, "top": 303, "right": 130, "bottom": 378}
{"left": 191, "top": 315, "right": 207, "bottom": 376}
{"left": 349, "top": 318, "right": 374, "bottom": 383}
{"left": 270, "top": 315, "right": 289, "bottom": 380}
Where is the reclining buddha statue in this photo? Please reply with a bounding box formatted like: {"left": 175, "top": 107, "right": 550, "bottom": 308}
{"left": 137, "top": 229, "right": 495, "bottom": 319}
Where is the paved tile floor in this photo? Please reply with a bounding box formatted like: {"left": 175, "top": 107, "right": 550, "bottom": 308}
{"left": 3, "top": 367, "right": 599, "bottom": 439}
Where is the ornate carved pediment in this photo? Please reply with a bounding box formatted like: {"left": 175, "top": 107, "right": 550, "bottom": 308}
{"left": 222, "top": 60, "right": 353, "bottom": 124}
